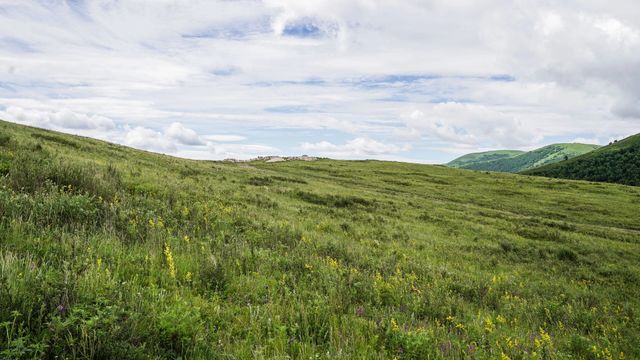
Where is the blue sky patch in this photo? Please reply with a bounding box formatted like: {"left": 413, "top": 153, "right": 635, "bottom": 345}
{"left": 490, "top": 74, "right": 516, "bottom": 82}
{"left": 282, "top": 18, "right": 337, "bottom": 38}
{"left": 210, "top": 68, "right": 237, "bottom": 77}
{"left": 0, "top": 37, "right": 37, "bottom": 53}
{"left": 182, "top": 18, "right": 271, "bottom": 40}
{"left": 265, "top": 105, "right": 313, "bottom": 114}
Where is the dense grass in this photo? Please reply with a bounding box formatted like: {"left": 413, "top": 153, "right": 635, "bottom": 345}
{"left": 452, "top": 144, "right": 600, "bottom": 173}
{"left": 1, "top": 120, "right": 639, "bottom": 359}
{"left": 524, "top": 134, "right": 640, "bottom": 186}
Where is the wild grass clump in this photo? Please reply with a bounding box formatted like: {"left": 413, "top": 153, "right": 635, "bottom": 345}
{"left": 295, "top": 190, "right": 375, "bottom": 208}
{"left": 0, "top": 134, "right": 11, "bottom": 147}
{"left": 31, "top": 133, "right": 80, "bottom": 149}
{"left": 7, "top": 152, "right": 121, "bottom": 200}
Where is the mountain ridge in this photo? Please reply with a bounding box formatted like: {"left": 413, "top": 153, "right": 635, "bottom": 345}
{"left": 523, "top": 134, "right": 640, "bottom": 186}
{"left": 448, "top": 143, "right": 600, "bottom": 173}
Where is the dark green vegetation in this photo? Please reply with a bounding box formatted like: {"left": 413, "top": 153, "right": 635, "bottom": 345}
{"left": 1, "top": 119, "right": 639, "bottom": 359}
{"left": 524, "top": 134, "right": 640, "bottom": 186}
{"left": 449, "top": 144, "right": 600, "bottom": 173}
{"left": 447, "top": 150, "right": 524, "bottom": 169}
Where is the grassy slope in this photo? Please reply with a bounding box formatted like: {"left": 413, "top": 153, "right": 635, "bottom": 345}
{"left": 524, "top": 134, "right": 640, "bottom": 186}
{"left": 460, "top": 143, "right": 600, "bottom": 173}
{"left": 447, "top": 150, "right": 524, "bottom": 168}
{"left": 1, "top": 120, "right": 639, "bottom": 359}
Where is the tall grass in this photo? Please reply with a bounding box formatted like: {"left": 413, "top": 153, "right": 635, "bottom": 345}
{"left": 0, "top": 119, "right": 639, "bottom": 359}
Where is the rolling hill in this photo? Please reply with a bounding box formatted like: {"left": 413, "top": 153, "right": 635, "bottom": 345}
{"left": 446, "top": 150, "right": 524, "bottom": 168}
{"left": 524, "top": 133, "right": 640, "bottom": 186}
{"left": 1, "top": 119, "right": 639, "bottom": 359}
{"left": 449, "top": 143, "right": 600, "bottom": 173}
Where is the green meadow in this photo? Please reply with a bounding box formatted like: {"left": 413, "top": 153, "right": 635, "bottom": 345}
{"left": 1, "top": 120, "right": 639, "bottom": 359}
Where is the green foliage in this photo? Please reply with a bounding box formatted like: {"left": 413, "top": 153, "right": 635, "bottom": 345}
{"left": 451, "top": 143, "right": 600, "bottom": 173}
{"left": 295, "top": 190, "right": 375, "bottom": 208}
{"left": 0, "top": 119, "right": 639, "bottom": 359}
{"left": 447, "top": 150, "right": 524, "bottom": 168}
{"left": 0, "top": 134, "right": 11, "bottom": 147}
{"left": 6, "top": 150, "right": 121, "bottom": 199}
{"left": 524, "top": 134, "right": 640, "bottom": 186}
{"left": 31, "top": 133, "right": 81, "bottom": 149}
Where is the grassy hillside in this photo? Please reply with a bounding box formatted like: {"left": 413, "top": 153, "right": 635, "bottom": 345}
{"left": 524, "top": 134, "right": 640, "bottom": 186}
{"left": 447, "top": 150, "right": 524, "bottom": 168}
{"left": 453, "top": 144, "right": 599, "bottom": 173}
{"left": 1, "top": 119, "right": 639, "bottom": 359}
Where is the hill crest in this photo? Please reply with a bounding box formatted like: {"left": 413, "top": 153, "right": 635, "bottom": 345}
{"left": 448, "top": 143, "right": 600, "bottom": 173}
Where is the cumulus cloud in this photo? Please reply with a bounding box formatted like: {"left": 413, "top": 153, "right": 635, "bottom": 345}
{"left": 165, "top": 122, "right": 204, "bottom": 145}
{"left": 301, "top": 137, "right": 409, "bottom": 156}
{"left": 123, "top": 122, "right": 206, "bottom": 153}
{"left": 124, "top": 127, "right": 177, "bottom": 153}
{"left": 1, "top": 106, "right": 115, "bottom": 131}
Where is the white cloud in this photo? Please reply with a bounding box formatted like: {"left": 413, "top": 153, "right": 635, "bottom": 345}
{"left": 123, "top": 122, "right": 208, "bottom": 152}
{"left": 301, "top": 137, "right": 409, "bottom": 156}
{"left": 0, "top": 1, "right": 639, "bottom": 162}
{"left": 165, "top": 122, "right": 204, "bottom": 145}
{"left": 208, "top": 143, "right": 280, "bottom": 160}
{"left": 202, "top": 134, "right": 247, "bottom": 142}
{"left": 1, "top": 106, "right": 115, "bottom": 131}
{"left": 594, "top": 17, "right": 639, "bottom": 45}
{"left": 124, "top": 126, "right": 177, "bottom": 153}
{"left": 405, "top": 103, "right": 543, "bottom": 148}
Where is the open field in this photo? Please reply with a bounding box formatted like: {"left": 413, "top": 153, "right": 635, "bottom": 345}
{"left": 1, "top": 120, "right": 639, "bottom": 359}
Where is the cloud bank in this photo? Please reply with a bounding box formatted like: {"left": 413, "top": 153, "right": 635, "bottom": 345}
{"left": 0, "top": 1, "right": 638, "bottom": 162}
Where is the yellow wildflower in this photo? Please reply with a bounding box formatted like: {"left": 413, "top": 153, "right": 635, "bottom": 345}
{"left": 539, "top": 328, "right": 551, "bottom": 344}
{"left": 325, "top": 256, "right": 339, "bottom": 269}
{"left": 163, "top": 243, "right": 176, "bottom": 279}
{"left": 484, "top": 316, "right": 495, "bottom": 333}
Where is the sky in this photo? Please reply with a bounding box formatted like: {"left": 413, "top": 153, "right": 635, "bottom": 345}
{"left": 0, "top": 0, "right": 639, "bottom": 163}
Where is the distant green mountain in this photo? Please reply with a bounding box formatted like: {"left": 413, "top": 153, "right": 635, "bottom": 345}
{"left": 523, "top": 134, "right": 640, "bottom": 186}
{"left": 449, "top": 143, "right": 600, "bottom": 173}
{"left": 447, "top": 150, "right": 524, "bottom": 168}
